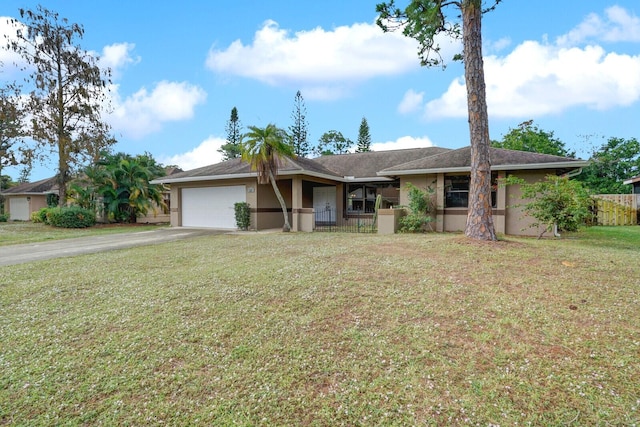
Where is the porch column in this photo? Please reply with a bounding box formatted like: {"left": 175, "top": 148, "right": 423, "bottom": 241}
{"left": 291, "top": 177, "right": 303, "bottom": 232}
{"left": 436, "top": 173, "right": 445, "bottom": 232}
{"left": 494, "top": 171, "right": 506, "bottom": 234}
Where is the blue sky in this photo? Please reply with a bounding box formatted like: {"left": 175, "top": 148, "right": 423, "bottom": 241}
{"left": 1, "top": 1, "right": 639, "bottom": 181}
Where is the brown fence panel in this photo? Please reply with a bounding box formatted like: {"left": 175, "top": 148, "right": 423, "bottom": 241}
{"left": 594, "top": 194, "right": 638, "bottom": 226}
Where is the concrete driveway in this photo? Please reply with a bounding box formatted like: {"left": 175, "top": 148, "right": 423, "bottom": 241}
{"left": 0, "top": 227, "right": 225, "bottom": 267}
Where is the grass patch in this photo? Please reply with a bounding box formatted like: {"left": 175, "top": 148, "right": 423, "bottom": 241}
{"left": 0, "top": 222, "right": 165, "bottom": 246}
{"left": 1, "top": 228, "right": 639, "bottom": 425}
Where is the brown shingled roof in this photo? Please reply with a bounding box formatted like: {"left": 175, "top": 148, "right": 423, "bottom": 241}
{"left": 154, "top": 155, "right": 344, "bottom": 183}
{"left": 152, "top": 146, "right": 587, "bottom": 184}
{"left": 312, "top": 147, "right": 451, "bottom": 178}
{"left": 380, "top": 147, "right": 588, "bottom": 174}
{"left": 1, "top": 176, "right": 59, "bottom": 195}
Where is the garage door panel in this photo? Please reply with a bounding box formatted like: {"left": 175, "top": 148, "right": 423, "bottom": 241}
{"left": 9, "top": 197, "right": 30, "bottom": 221}
{"left": 182, "top": 186, "right": 245, "bottom": 229}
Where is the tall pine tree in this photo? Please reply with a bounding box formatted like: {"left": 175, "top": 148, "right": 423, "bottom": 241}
{"left": 356, "top": 117, "right": 372, "bottom": 152}
{"left": 8, "top": 6, "right": 115, "bottom": 205}
{"left": 288, "top": 91, "right": 310, "bottom": 157}
{"left": 377, "top": 0, "right": 502, "bottom": 241}
{"left": 218, "top": 107, "right": 242, "bottom": 160}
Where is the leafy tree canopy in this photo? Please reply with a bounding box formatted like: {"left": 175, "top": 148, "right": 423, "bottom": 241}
{"left": 317, "top": 130, "right": 353, "bottom": 155}
{"left": 0, "top": 84, "right": 27, "bottom": 170}
{"left": 492, "top": 120, "right": 575, "bottom": 158}
{"left": 574, "top": 136, "right": 640, "bottom": 194}
{"left": 70, "top": 151, "right": 167, "bottom": 223}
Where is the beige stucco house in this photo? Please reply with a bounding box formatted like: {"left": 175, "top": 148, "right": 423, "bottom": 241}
{"left": 151, "top": 147, "right": 588, "bottom": 237}
{"left": 0, "top": 176, "right": 58, "bottom": 221}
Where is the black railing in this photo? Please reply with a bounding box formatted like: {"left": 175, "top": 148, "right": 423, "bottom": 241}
{"left": 314, "top": 209, "right": 377, "bottom": 233}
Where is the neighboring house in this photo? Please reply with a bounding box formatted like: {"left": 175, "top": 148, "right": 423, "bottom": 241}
{"left": 0, "top": 177, "right": 58, "bottom": 221}
{"left": 623, "top": 175, "right": 640, "bottom": 194}
{"left": 152, "top": 146, "right": 588, "bottom": 236}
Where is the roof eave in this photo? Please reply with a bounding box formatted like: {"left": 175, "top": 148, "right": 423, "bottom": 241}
{"left": 379, "top": 161, "right": 589, "bottom": 176}
{"left": 151, "top": 173, "right": 257, "bottom": 184}
{"left": 0, "top": 190, "right": 58, "bottom": 196}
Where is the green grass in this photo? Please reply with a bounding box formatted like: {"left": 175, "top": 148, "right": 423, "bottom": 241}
{"left": 0, "top": 222, "right": 165, "bottom": 246}
{"left": 1, "top": 227, "right": 639, "bottom": 425}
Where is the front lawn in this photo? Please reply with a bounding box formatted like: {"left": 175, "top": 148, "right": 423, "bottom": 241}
{"left": 0, "top": 222, "right": 165, "bottom": 246}
{"left": 1, "top": 228, "right": 639, "bottom": 425}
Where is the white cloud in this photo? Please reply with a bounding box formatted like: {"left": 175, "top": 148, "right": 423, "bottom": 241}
{"left": 372, "top": 135, "right": 435, "bottom": 151}
{"left": 423, "top": 41, "right": 640, "bottom": 120}
{"left": 206, "top": 19, "right": 459, "bottom": 100}
{"left": 159, "top": 136, "right": 226, "bottom": 170}
{"left": 557, "top": 6, "right": 640, "bottom": 46}
{"left": 108, "top": 81, "right": 207, "bottom": 139}
{"left": 100, "top": 43, "right": 140, "bottom": 79}
{"left": 413, "top": 6, "right": 640, "bottom": 120}
{"left": 398, "top": 89, "right": 424, "bottom": 114}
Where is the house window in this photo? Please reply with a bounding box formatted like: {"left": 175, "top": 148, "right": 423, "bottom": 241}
{"left": 445, "top": 174, "right": 497, "bottom": 208}
{"left": 347, "top": 182, "right": 399, "bottom": 214}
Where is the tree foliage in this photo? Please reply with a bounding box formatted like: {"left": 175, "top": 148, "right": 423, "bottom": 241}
{"left": 574, "top": 137, "right": 640, "bottom": 194}
{"left": 7, "top": 6, "right": 115, "bottom": 206}
{"left": 504, "top": 175, "right": 593, "bottom": 239}
{"left": 219, "top": 107, "right": 242, "bottom": 160}
{"left": 241, "top": 124, "right": 294, "bottom": 232}
{"left": 317, "top": 130, "right": 353, "bottom": 155}
{"left": 288, "top": 91, "right": 311, "bottom": 157}
{"left": 492, "top": 120, "right": 575, "bottom": 158}
{"left": 376, "top": 0, "right": 501, "bottom": 241}
{"left": 70, "top": 151, "right": 167, "bottom": 223}
{"left": 0, "top": 84, "right": 27, "bottom": 172}
{"left": 356, "top": 117, "right": 372, "bottom": 153}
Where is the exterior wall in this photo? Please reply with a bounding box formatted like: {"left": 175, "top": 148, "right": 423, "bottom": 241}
{"left": 504, "top": 170, "right": 552, "bottom": 236}
{"left": 5, "top": 195, "right": 47, "bottom": 221}
{"left": 256, "top": 179, "right": 292, "bottom": 230}
{"left": 399, "top": 171, "right": 552, "bottom": 237}
{"left": 137, "top": 210, "right": 170, "bottom": 224}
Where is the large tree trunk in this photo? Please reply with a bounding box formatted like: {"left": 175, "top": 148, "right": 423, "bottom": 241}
{"left": 462, "top": 0, "right": 497, "bottom": 241}
{"left": 268, "top": 169, "right": 291, "bottom": 232}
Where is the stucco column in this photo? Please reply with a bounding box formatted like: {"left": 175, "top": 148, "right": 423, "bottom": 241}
{"left": 495, "top": 171, "right": 506, "bottom": 234}
{"left": 291, "top": 176, "right": 303, "bottom": 232}
{"left": 436, "top": 173, "right": 445, "bottom": 232}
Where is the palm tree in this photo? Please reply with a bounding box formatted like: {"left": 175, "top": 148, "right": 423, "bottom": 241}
{"left": 76, "top": 151, "right": 167, "bottom": 223}
{"left": 241, "top": 124, "right": 294, "bottom": 232}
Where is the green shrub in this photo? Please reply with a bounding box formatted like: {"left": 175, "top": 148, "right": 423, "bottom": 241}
{"left": 0, "top": 212, "right": 8, "bottom": 222}
{"left": 31, "top": 208, "right": 50, "bottom": 223}
{"left": 47, "top": 206, "right": 96, "bottom": 228}
{"left": 399, "top": 183, "right": 435, "bottom": 233}
{"left": 234, "top": 202, "right": 251, "bottom": 230}
{"left": 502, "top": 175, "right": 594, "bottom": 238}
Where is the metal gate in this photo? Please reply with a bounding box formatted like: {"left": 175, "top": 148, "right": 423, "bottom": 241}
{"left": 314, "top": 209, "right": 377, "bottom": 233}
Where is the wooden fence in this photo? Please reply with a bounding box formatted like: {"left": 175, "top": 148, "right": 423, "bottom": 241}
{"left": 594, "top": 194, "right": 639, "bottom": 226}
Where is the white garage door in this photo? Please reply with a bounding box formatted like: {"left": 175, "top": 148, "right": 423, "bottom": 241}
{"left": 181, "top": 186, "right": 246, "bottom": 229}
{"left": 9, "top": 197, "right": 30, "bottom": 221}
